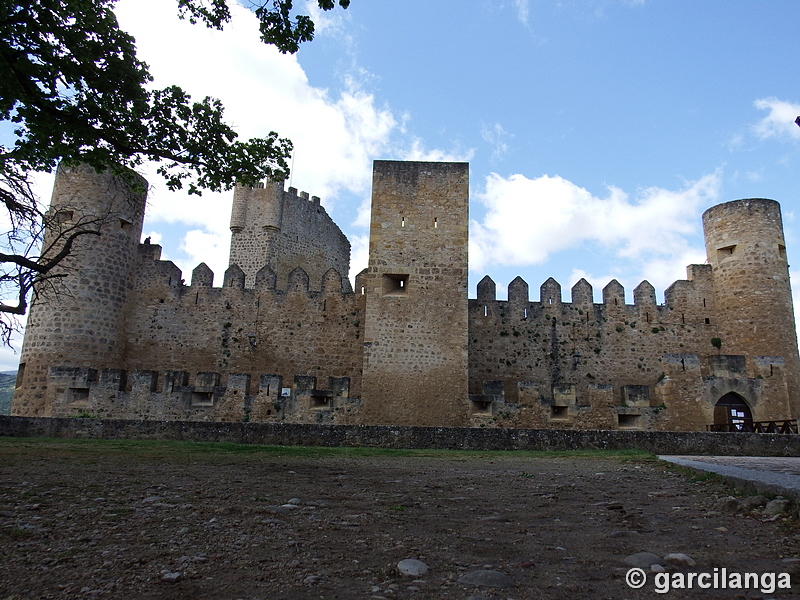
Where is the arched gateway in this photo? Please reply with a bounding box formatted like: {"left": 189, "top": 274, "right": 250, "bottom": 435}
{"left": 713, "top": 393, "right": 753, "bottom": 432}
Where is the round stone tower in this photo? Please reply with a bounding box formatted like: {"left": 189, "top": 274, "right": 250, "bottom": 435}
{"left": 229, "top": 181, "right": 284, "bottom": 286}
{"left": 13, "top": 163, "right": 147, "bottom": 416}
{"left": 703, "top": 198, "right": 800, "bottom": 408}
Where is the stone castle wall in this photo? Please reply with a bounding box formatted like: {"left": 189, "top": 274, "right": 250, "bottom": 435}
{"left": 11, "top": 161, "right": 800, "bottom": 432}
{"left": 467, "top": 270, "right": 792, "bottom": 431}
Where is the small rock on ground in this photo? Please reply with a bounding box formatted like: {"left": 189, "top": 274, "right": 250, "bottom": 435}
{"left": 624, "top": 552, "right": 663, "bottom": 569}
{"left": 397, "top": 559, "right": 429, "bottom": 577}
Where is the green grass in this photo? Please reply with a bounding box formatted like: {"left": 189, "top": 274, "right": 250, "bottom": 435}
{"left": 0, "top": 436, "right": 655, "bottom": 462}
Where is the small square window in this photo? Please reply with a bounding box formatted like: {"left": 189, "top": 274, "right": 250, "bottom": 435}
{"left": 190, "top": 391, "right": 214, "bottom": 407}
{"left": 55, "top": 210, "right": 74, "bottom": 224}
{"left": 717, "top": 245, "right": 736, "bottom": 261}
{"left": 618, "top": 413, "right": 642, "bottom": 429}
{"left": 382, "top": 274, "right": 409, "bottom": 296}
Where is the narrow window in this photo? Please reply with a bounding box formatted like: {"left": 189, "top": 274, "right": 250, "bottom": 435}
{"left": 401, "top": 216, "right": 405, "bottom": 228}
{"left": 484, "top": 305, "right": 488, "bottom": 317}
{"left": 523, "top": 308, "right": 528, "bottom": 318}
{"left": 779, "top": 244, "right": 787, "bottom": 260}
{"left": 704, "top": 318, "right": 710, "bottom": 325}
{"left": 361, "top": 286, "right": 365, "bottom": 295}
{"left": 195, "top": 292, "right": 199, "bottom": 305}
{"left": 434, "top": 217, "right": 438, "bottom": 228}
{"left": 323, "top": 299, "right": 327, "bottom": 311}
{"left": 703, "top": 298, "right": 706, "bottom": 307}
{"left": 681, "top": 313, "right": 685, "bottom": 324}
{"left": 548, "top": 298, "right": 553, "bottom": 305}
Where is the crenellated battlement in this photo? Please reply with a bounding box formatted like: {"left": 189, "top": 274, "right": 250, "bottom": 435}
{"left": 13, "top": 163, "right": 799, "bottom": 433}
{"left": 471, "top": 269, "right": 712, "bottom": 323}
{"left": 136, "top": 242, "right": 363, "bottom": 298}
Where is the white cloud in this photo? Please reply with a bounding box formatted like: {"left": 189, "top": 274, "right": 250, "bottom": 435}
{"left": 753, "top": 97, "right": 800, "bottom": 141}
{"left": 176, "top": 229, "right": 231, "bottom": 285}
{"left": 514, "top": 0, "right": 531, "bottom": 25}
{"left": 349, "top": 233, "right": 370, "bottom": 285}
{"left": 113, "top": 0, "right": 399, "bottom": 261}
{"left": 480, "top": 122, "right": 513, "bottom": 163}
{"left": 401, "top": 138, "right": 475, "bottom": 163}
{"left": 470, "top": 171, "right": 720, "bottom": 282}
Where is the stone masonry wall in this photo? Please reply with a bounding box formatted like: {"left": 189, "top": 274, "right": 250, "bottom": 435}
{"left": 360, "top": 161, "right": 470, "bottom": 426}
{"left": 703, "top": 199, "right": 800, "bottom": 408}
{"left": 467, "top": 264, "right": 793, "bottom": 431}
{"left": 14, "top": 164, "right": 146, "bottom": 416}
{"left": 229, "top": 182, "right": 350, "bottom": 291}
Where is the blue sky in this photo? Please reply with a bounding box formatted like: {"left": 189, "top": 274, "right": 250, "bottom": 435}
{"left": 3, "top": 0, "right": 800, "bottom": 369}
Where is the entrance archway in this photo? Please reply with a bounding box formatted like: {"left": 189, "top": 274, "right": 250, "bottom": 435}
{"left": 713, "top": 393, "right": 753, "bottom": 432}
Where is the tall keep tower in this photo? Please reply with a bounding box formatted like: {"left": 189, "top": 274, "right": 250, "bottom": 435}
{"left": 13, "top": 164, "right": 147, "bottom": 416}
{"left": 360, "top": 161, "right": 470, "bottom": 425}
{"left": 703, "top": 198, "right": 800, "bottom": 410}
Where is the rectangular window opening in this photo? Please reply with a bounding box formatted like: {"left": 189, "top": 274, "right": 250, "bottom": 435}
{"left": 717, "top": 245, "right": 736, "bottom": 261}
{"left": 15, "top": 363, "right": 25, "bottom": 388}
{"left": 401, "top": 216, "right": 405, "bottom": 228}
{"left": 471, "top": 399, "right": 493, "bottom": 416}
{"left": 382, "top": 273, "right": 409, "bottom": 296}
{"left": 779, "top": 244, "right": 787, "bottom": 260}
{"left": 190, "top": 391, "right": 214, "bottom": 407}
{"left": 618, "top": 413, "right": 642, "bottom": 429}
{"left": 119, "top": 219, "right": 133, "bottom": 232}
{"left": 310, "top": 395, "right": 331, "bottom": 410}
{"left": 70, "top": 388, "right": 90, "bottom": 403}
{"left": 551, "top": 405, "right": 568, "bottom": 420}
{"left": 55, "top": 210, "right": 73, "bottom": 224}
{"left": 434, "top": 217, "right": 438, "bottom": 228}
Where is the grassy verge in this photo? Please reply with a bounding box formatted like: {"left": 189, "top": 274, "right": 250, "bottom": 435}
{"left": 0, "top": 436, "right": 655, "bottom": 462}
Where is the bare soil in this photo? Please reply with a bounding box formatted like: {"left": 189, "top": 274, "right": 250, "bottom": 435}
{"left": 0, "top": 438, "right": 798, "bottom": 599}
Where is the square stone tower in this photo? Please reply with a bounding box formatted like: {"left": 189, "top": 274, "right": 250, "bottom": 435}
{"left": 360, "top": 161, "right": 470, "bottom": 425}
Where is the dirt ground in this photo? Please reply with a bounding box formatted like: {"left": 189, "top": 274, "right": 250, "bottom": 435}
{"left": 0, "top": 439, "right": 799, "bottom": 600}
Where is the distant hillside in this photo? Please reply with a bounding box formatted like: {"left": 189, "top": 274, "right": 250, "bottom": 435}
{"left": 0, "top": 371, "right": 16, "bottom": 415}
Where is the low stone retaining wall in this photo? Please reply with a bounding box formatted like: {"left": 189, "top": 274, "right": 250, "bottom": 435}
{"left": 1, "top": 416, "right": 799, "bottom": 455}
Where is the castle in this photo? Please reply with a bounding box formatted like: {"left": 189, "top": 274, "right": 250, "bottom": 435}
{"left": 11, "top": 161, "right": 800, "bottom": 431}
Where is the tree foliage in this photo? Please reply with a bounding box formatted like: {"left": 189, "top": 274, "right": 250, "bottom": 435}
{"left": 0, "top": 0, "right": 349, "bottom": 344}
